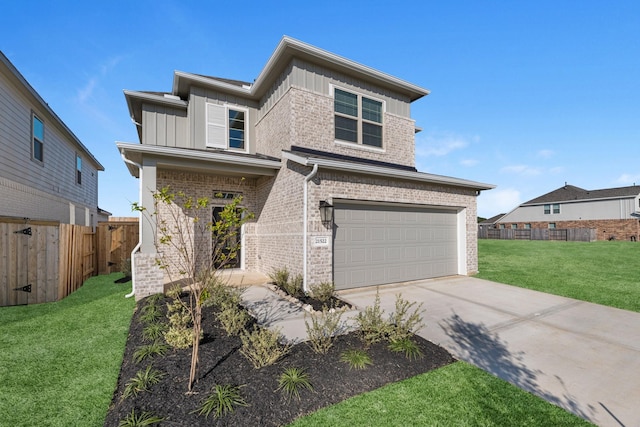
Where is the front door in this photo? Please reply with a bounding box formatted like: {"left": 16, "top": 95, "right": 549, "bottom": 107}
{"left": 212, "top": 206, "right": 241, "bottom": 269}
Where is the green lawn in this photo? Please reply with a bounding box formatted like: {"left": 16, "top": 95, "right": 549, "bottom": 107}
{"left": 476, "top": 240, "right": 640, "bottom": 312}
{"left": 290, "top": 361, "right": 591, "bottom": 427}
{"left": 0, "top": 274, "right": 134, "bottom": 427}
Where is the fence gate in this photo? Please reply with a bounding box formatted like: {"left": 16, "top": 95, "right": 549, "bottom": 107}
{"left": 96, "top": 220, "right": 139, "bottom": 275}
{"left": 0, "top": 221, "right": 59, "bottom": 307}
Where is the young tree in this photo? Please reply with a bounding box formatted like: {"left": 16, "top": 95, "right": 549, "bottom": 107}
{"left": 134, "top": 186, "right": 253, "bottom": 391}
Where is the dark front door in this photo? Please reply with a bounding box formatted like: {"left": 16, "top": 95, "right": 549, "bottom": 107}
{"left": 212, "top": 206, "right": 241, "bottom": 269}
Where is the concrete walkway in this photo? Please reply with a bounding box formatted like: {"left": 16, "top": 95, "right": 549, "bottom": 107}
{"left": 338, "top": 276, "right": 640, "bottom": 427}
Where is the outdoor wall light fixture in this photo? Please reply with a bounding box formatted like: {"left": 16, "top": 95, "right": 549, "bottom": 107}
{"left": 319, "top": 200, "right": 334, "bottom": 226}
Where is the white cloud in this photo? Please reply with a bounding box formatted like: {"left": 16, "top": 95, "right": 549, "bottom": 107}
{"left": 500, "top": 165, "right": 542, "bottom": 176}
{"left": 460, "top": 159, "right": 478, "bottom": 167}
{"left": 616, "top": 173, "right": 640, "bottom": 185}
{"left": 537, "top": 149, "right": 554, "bottom": 158}
{"left": 477, "top": 188, "right": 521, "bottom": 218}
{"left": 416, "top": 132, "right": 469, "bottom": 157}
{"left": 77, "top": 78, "right": 97, "bottom": 103}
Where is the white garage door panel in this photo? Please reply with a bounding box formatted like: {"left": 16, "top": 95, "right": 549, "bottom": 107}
{"left": 334, "top": 203, "right": 458, "bottom": 290}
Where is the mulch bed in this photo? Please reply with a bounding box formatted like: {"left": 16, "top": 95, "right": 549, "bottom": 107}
{"left": 104, "top": 294, "right": 455, "bottom": 427}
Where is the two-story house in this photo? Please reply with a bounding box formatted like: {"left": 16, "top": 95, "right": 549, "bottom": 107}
{"left": 117, "top": 37, "right": 494, "bottom": 299}
{"left": 497, "top": 184, "right": 640, "bottom": 240}
{"left": 0, "top": 51, "right": 104, "bottom": 226}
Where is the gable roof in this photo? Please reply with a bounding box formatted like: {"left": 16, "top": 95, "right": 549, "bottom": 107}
{"left": 171, "top": 36, "right": 430, "bottom": 102}
{"left": 479, "top": 213, "right": 506, "bottom": 225}
{"left": 0, "top": 51, "right": 104, "bottom": 171}
{"left": 522, "top": 184, "right": 640, "bottom": 206}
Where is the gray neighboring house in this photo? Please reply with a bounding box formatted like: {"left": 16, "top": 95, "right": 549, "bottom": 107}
{"left": 478, "top": 213, "right": 506, "bottom": 232}
{"left": 118, "top": 36, "right": 494, "bottom": 299}
{"left": 498, "top": 184, "right": 640, "bottom": 240}
{"left": 0, "top": 51, "right": 104, "bottom": 226}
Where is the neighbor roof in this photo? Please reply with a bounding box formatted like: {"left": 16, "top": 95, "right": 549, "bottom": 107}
{"left": 522, "top": 184, "right": 640, "bottom": 205}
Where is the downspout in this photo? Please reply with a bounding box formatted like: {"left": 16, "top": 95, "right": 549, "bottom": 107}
{"left": 120, "top": 150, "right": 142, "bottom": 298}
{"left": 303, "top": 163, "right": 319, "bottom": 294}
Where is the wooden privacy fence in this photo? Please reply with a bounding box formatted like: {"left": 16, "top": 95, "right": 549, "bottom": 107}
{"left": 479, "top": 227, "right": 597, "bottom": 242}
{"left": 96, "top": 220, "right": 139, "bottom": 275}
{"left": 1, "top": 217, "right": 139, "bottom": 307}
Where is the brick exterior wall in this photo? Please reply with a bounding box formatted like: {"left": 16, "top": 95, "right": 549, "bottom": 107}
{"left": 133, "top": 252, "right": 165, "bottom": 300}
{"left": 499, "top": 219, "right": 640, "bottom": 241}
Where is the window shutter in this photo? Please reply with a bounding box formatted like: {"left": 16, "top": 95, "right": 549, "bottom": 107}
{"left": 206, "top": 103, "right": 226, "bottom": 148}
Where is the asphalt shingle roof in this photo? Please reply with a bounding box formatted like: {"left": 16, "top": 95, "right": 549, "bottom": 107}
{"left": 523, "top": 184, "right": 640, "bottom": 205}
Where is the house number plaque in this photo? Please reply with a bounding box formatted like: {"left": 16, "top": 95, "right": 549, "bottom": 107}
{"left": 313, "top": 236, "right": 330, "bottom": 247}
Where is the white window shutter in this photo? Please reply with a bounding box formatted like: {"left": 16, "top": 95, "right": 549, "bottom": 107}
{"left": 206, "top": 103, "right": 226, "bottom": 148}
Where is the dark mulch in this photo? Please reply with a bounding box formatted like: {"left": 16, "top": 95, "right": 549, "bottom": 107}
{"left": 114, "top": 276, "right": 132, "bottom": 284}
{"left": 104, "top": 295, "right": 455, "bottom": 427}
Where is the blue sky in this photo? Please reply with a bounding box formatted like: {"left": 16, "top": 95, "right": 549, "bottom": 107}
{"left": 2, "top": 1, "right": 639, "bottom": 218}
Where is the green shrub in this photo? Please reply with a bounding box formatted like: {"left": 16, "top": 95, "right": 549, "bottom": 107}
{"left": 164, "top": 296, "right": 193, "bottom": 349}
{"left": 139, "top": 304, "right": 162, "bottom": 324}
{"left": 197, "top": 384, "right": 248, "bottom": 418}
{"left": 145, "top": 292, "right": 165, "bottom": 305}
{"left": 269, "top": 267, "right": 303, "bottom": 297}
{"left": 217, "top": 302, "right": 250, "bottom": 336}
{"left": 340, "top": 349, "right": 373, "bottom": 370}
{"left": 304, "top": 306, "right": 343, "bottom": 354}
{"left": 355, "top": 289, "right": 392, "bottom": 346}
{"left": 121, "top": 365, "right": 165, "bottom": 400}
{"left": 388, "top": 294, "right": 424, "bottom": 341}
{"left": 202, "top": 278, "right": 245, "bottom": 309}
{"left": 142, "top": 322, "right": 168, "bottom": 342}
{"left": 133, "top": 341, "right": 169, "bottom": 364}
{"left": 310, "top": 282, "right": 335, "bottom": 302}
{"left": 240, "top": 326, "right": 290, "bottom": 368}
{"left": 388, "top": 337, "right": 424, "bottom": 361}
{"left": 285, "top": 273, "right": 303, "bottom": 297}
{"left": 277, "top": 367, "right": 313, "bottom": 400}
{"left": 269, "top": 267, "right": 290, "bottom": 290}
{"left": 118, "top": 409, "right": 165, "bottom": 427}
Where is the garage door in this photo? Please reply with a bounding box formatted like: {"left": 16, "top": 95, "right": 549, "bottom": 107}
{"left": 333, "top": 203, "right": 458, "bottom": 290}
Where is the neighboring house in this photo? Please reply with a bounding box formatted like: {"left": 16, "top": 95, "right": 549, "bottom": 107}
{"left": 478, "top": 213, "right": 506, "bottom": 232}
{"left": 117, "top": 36, "right": 494, "bottom": 299}
{"left": 0, "top": 51, "right": 104, "bottom": 226}
{"left": 498, "top": 184, "right": 640, "bottom": 240}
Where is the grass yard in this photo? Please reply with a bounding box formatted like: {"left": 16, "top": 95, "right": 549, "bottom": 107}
{"left": 290, "top": 361, "right": 591, "bottom": 427}
{"left": 476, "top": 239, "right": 640, "bottom": 312}
{"left": 0, "top": 273, "right": 134, "bottom": 427}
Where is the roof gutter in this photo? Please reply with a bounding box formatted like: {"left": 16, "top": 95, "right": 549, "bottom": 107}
{"left": 282, "top": 150, "right": 495, "bottom": 191}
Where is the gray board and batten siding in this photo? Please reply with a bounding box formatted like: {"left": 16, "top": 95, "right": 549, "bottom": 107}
{"left": 333, "top": 202, "right": 458, "bottom": 290}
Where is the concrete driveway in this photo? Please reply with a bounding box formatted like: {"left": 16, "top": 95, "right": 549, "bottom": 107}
{"left": 338, "top": 276, "right": 640, "bottom": 427}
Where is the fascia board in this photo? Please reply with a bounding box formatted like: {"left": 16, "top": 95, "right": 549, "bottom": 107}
{"left": 117, "top": 142, "right": 281, "bottom": 170}
{"left": 282, "top": 151, "right": 494, "bottom": 191}
{"left": 521, "top": 195, "right": 637, "bottom": 206}
{"left": 123, "top": 90, "right": 188, "bottom": 109}
{"left": 172, "top": 71, "right": 252, "bottom": 98}
{"left": 253, "top": 36, "right": 430, "bottom": 101}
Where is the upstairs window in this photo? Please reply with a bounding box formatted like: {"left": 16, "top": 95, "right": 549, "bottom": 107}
{"left": 544, "top": 203, "right": 560, "bottom": 215}
{"left": 334, "top": 88, "right": 383, "bottom": 148}
{"left": 32, "top": 113, "right": 44, "bottom": 162}
{"left": 76, "top": 155, "right": 82, "bottom": 185}
{"left": 206, "top": 103, "right": 248, "bottom": 151}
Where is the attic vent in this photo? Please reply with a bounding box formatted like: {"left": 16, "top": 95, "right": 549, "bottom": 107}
{"left": 163, "top": 94, "right": 181, "bottom": 100}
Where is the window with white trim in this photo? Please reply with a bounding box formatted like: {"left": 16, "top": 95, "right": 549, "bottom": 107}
{"left": 76, "top": 154, "right": 82, "bottom": 185}
{"left": 544, "top": 203, "right": 560, "bottom": 215}
{"left": 32, "top": 113, "right": 44, "bottom": 162}
{"left": 334, "top": 87, "right": 383, "bottom": 148}
{"left": 206, "top": 103, "right": 248, "bottom": 151}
